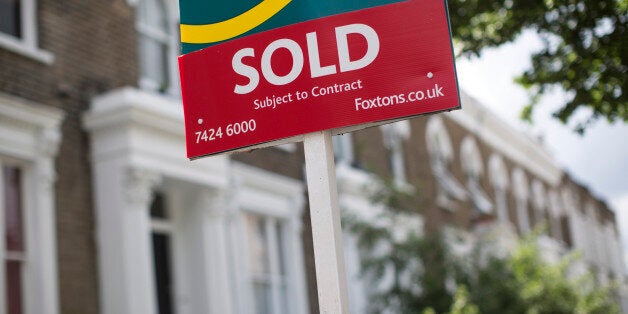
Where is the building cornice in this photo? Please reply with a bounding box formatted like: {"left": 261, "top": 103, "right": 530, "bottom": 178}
{"left": 445, "top": 91, "right": 563, "bottom": 186}
{"left": 0, "top": 92, "right": 64, "bottom": 160}
{"left": 83, "top": 87, "right": 229, "bottom": 189}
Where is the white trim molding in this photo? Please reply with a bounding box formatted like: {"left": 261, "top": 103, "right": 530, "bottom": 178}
{"left": 134, "top": 0, "right": 180, "bottom": 96}
{"left": 0, "top": 0, "right": 54, "bottom": 64}
{"left": 84, "top": 87, "right": 231, "bottom": 314}
{"left": 84, "top": 87, "right": 312, "bottom": 314}
{"left": 0, "top": 92, "right": 64, "bottom": 314}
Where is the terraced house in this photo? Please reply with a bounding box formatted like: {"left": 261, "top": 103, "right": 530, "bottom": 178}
{"left": 0, "top": 0, "right": 625, "bottom": 313}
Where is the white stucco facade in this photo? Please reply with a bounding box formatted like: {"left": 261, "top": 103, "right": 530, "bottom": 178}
{"left": 84, "top": 87, "right": 309, "bottom": 314}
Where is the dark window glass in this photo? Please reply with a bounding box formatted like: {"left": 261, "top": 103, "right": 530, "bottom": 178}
{"left": 4, "top": 165, "right": 24, "bottom": 314}
{"left": 4, "top": 166, "right": 23, "bottom": 252}
{"left": 561, "top": 217, "right": 573, "bottom": 248}
{"left": 152, "top": 232, "right": 174, "bottom": 314}
{"left": 150, "top": 192, "right": 168, "bottom": 219}
{"left": 6, "top": 261, "right": 23, "bottom": 314}
{"left": 0, "top": 0, "right": 21, "bottom": 38}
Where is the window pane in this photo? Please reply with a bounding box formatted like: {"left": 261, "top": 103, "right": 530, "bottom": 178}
{"left": 152, "top": 233, "right": 174, "bottom": 314}
{"left": 150, "top": 192, "right": 168, "bottom": 219}
{"left": 0, "top": 0, "right": 21, "bottom": 38}
{"left": 139, "top": 0, "right": 168, "bottom": 30}
{"left": 139, "top": 35, "right": 169, "bottom": 91}
{"left": 495, "top": 189, "right": 509, "bottom": 223}
{"left": 333, "top": 134, "right": 354, "bottom": 165}
{"left": 280, "top": 283, "right": 290, "bottom": 314}
{"left": 246, "top": 215, "right": 269, "bottom": 275}
{"left": 253, "top": 281, "right": 272, "bottom": 314}
{"left": 275, "top": 224, "right": 286, "bottom": 276}
{"left": 6, "top": 260, "right": 24, "bottom": 314}
{"left": 4, "top": 166, "right": 24, "bottom": 252}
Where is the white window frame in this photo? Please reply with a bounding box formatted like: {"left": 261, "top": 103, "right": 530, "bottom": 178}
{"left": 232, "top": 164, "right": 308, "bottom": 314}
{"left": 135, "top": 0, "right": 180, "bottom": 96}
{"left": 460, "top": 137, "right": 492, "bottom": 216}
{"left": 381, "top": 121, "right": 411, "bottom": 187}
{"left": 426, "top": 117, "right": 467, "bottom": 210}
{"left": 0, "top": 160, "right": 28, "bottom": 314}
{"left": 584, "top": 203, "right": 601, "bottom": 266}
{"left": 333, "top": 133, "right": 355, "bottom": 166}
{"left": 0, "top": 0, "right": 54, "bottom": 64}
{"left": 0, "top": 93, "right": 64, "bottom": 314}
{"left": 547, "top": 190, "right": 564, "bottom": 243}
{"left": 243, "top": 213, "right": 291, "bottom": 314}
{"left": 488, "top": 154, "right": 510, "bottom": 224}
{"left": 531, "top": 179, "right": 547, "bottom": 227}
{"left": 512, "top": 168, "right": 531, "bottom": 234}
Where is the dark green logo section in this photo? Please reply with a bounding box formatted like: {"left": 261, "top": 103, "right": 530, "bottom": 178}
{"left": 180, "top": 0, "right": 404, "bottom": 54}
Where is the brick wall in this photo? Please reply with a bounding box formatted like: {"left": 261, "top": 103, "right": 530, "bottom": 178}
{"left": 0, "top": 0, "right": 138, "bottom": 312}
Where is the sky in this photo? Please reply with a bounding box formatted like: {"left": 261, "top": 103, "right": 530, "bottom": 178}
{"left": 454, "top": 30, "right": 628, "bottom": 269}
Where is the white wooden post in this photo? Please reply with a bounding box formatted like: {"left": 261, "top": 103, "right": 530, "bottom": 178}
{"left": 303, "top": 130, "right": 349, "bottom": 313}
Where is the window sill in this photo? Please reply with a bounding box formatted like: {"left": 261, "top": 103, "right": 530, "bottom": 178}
{"left": 0, "top": 35, "right": 54, "bottom": 64}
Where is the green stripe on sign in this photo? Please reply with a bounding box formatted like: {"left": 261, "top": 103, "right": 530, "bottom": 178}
{"left": 180, "top": 0, "right": 405, "bottom": 54}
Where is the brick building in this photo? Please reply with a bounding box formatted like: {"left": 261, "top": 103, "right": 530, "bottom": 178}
{"left": 0, "top": 0, "right": 625, "bottom": 314}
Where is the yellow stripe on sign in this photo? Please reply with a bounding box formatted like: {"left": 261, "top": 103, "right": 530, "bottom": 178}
{"left": 180, "top": 0, "right": 293, "bottom": 44}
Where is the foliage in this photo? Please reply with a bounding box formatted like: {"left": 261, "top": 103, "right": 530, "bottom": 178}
{"left": 458, "top": 234, "right": 620, "bottom": 314}
{"left": 343, "top": 179, "right": 458, "bottom": 313}
{"left": 423, "top": 286, "right": 480, "bottom": 314}
{"left": 345, "top": 178, "right": 621, "bottom": 313}
{"left": 447, "top": 0, "right": 627, "bottom": 132}
{"left": 346, "top": 215, "right": 457, "bottom": 313}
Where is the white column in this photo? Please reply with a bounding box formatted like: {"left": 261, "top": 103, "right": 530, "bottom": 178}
{"left": 193, "top": 189, "right": 234, "bottom": 314}
{"left": 495, "top": 189, "right": 509, "bottom": 224}
{"left": 26, "top": 128, "right": 61, "bottom": 314}
{"left": 516, "top": 198, "right": 531, "bottom": 234}
{"left": 287, "top": 195, "right": 309, "bottom": 314}
{"left": 225, "top": 177, "right": 249, "bottom": 314}
{"left": 569, "top": 211, "right": 584, "bottom": 255}
{"left": 29, "top": 158, "right": 59, "bottom": 314}
{"left": 93, "top": 163, "right": 161, "bottom": 314}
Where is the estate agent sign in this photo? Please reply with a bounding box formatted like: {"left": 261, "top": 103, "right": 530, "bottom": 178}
{"left": 179, "top": 0, "right": 460, "bottom": 158}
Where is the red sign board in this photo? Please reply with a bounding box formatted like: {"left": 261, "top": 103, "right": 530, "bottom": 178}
{"left": 179, "top": 0, "right": 460, "bottom": 159}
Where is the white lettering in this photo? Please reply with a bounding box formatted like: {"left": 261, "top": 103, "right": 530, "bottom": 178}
{"left": 261, "top": 39, "right": 304, "bottom": 86}
{"left": 233, "top": 48, "right": 260, "bottom": 95}
{"left": 233, "top": 23, "right": 380, "bottom": 94}
{"left": 336, "top": 24, "right": 380, "bottom": 72}
{"left": 306, "top": 32, "right": 337, "bottom": 78}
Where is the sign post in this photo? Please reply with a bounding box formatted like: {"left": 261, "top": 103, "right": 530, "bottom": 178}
{"left": 303, "top": 130, "right": 349, "bottom": 312}
{"left": 178, "top": 1, "right": 461, "bottom": 312}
